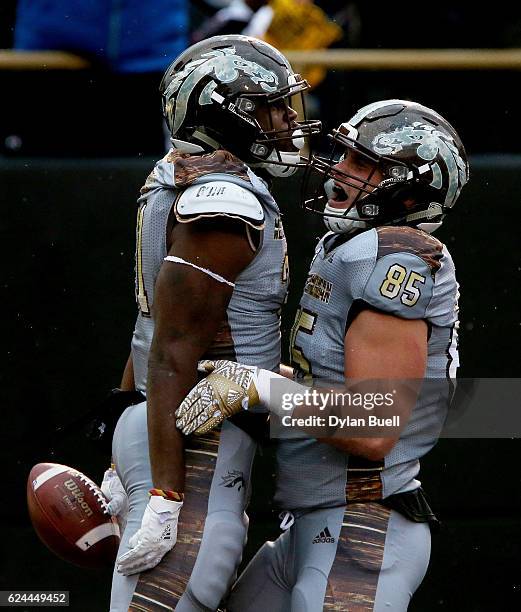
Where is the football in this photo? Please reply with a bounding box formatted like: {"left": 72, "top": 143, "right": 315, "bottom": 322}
{"left": 27, "top": 462, "right": 120, "bottom": 569}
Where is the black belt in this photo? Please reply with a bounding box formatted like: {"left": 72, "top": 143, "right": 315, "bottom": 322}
{"left": 381, "top": 486, "right": 440, "bottom": 532}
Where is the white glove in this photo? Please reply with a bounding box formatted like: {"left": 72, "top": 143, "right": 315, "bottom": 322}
{"left": 175, "top": 360, "right": 261, "bottom": 436}
{"left": 101, "top": 467, "right": 128, "bottom": 532}
{"left": 116, "top": 495, "right": 183, "bottom": 576}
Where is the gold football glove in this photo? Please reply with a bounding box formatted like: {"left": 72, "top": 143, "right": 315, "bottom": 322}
{"left": 175, "top": 360, "right": 260, "bottom": 435}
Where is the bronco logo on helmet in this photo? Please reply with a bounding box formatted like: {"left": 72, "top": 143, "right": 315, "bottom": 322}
{"left": 302, "top": 99, "right": 469, "bottom": 234}
{"left": 164, "top": 47, "right": 280, "bottom": 137}
{"left": 372, "top": 122, "right": 468, "bottom": 209}
{"left": 160, "top": 35, "right": 321, "bottom": 178}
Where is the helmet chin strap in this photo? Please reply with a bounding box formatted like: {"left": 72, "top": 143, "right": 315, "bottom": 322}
{"left": 191, "top": 129, "right": 221, "bottom": 151}
{"left": 260, "top": 150, "right": 301, "bottom": 177}
{"left": 171, "top": 138, "right": 205, "bottom": 154}
{"left": 323, "top": 202, "right": 368, "bottom": 234}
{"left": 417, "top": 222, "right": 443, "bottom": 234}
{"left": 323, "top": 196, "right": 445, "bottom": 235}
{"left": 255, "top": 128, "right": 305, "bottom": 178}
{"left": 323, "top": 204, "right": 444, "bottom": 235}
{"left": 175, "top": 124, "right": 305, "bottom": 179}
{"left": 406, "top": 202, "right": 445, "bottom": 234}
{"left": 322, "top": 178, "right": 367, "bottom": 234}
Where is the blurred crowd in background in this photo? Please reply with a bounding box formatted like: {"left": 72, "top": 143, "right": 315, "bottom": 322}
{"left": 1, "top": 0, "right": 521, "bottom": 157}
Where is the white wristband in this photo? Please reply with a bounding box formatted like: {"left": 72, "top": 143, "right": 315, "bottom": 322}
{"left": 149, "top": 495, "right": 183, "bottom": 514}
{"left": 254, "top": 369, "right": 306, "bottom": 418}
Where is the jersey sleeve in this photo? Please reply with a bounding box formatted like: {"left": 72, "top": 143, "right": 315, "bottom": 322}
{"left": 175, "top": 181, "right": 265, "bottom": 228}
{"left": 361, "top": 226, "right": 443, "bottom": 319}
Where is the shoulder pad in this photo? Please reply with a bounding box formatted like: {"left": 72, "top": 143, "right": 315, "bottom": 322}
{"left": 175, "top": 181, "right": 264, "bottom": 228}
{"left": 376, "top": 226, "right": 443, "bottom": 274}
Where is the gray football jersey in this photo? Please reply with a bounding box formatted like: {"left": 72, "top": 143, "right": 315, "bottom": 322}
{"left": 275, "top": 226, "right": 459, "bottom": 510}
{"left": 131, "top": 149, "right": 289, "bottom": 392}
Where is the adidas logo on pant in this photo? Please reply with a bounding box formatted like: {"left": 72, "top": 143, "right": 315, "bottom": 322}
{"left": 313, "top": 526, "right": 335, "bottom": 544}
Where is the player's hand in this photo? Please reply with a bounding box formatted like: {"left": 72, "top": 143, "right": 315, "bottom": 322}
{"left": 116, "top": 495, "right": 183, "bottom": 575}
{"left": 175, "top": 360, "right": 260, "bottom": 435}
{"left": 100, "top": 466, "right": 128, "bottom": 531}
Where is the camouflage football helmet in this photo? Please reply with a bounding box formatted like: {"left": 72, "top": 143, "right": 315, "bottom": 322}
{"left": 303, "top": 99, "right": 469, "bottom": 233}
{"left": 160, "top": 35, "right": 320, "bottom": 177}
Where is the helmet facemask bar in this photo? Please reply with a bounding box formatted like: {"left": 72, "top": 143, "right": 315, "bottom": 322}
{"left": 244, "top": 74, "right": 321, "bottom": 174}
{"left": 300, "top": 99, "right": 469, "bottom": 233}
{"left": 255, "top": 76, "right": 321, "bottom": 143}
{"left": 302, "top": 129, "right": 419, "bottom": 228}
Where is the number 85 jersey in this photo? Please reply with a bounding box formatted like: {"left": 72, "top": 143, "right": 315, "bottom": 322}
{"left": 291, "top": 225, "right": 459, "bottom": 385}
{"left": 285, "top": 225, "right": 460, "bottom": 503}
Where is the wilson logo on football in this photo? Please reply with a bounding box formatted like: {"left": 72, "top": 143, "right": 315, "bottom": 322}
{"left": 64, "top": 478, "right": 94, "bottom": 517}
{"left": 313, "top": 527, "right": 335, "bottom": 544}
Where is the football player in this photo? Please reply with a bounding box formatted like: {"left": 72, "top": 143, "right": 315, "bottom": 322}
{"left": 177, "top": 100, "right": 469, "bottom": 611}
{"left": 105, "top": 35, "right": 320, "bottom": 611}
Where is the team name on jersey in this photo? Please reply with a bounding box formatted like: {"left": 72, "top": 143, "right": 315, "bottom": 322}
{"left": 304, "top": 273, "right": 333, "bottom": 303}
